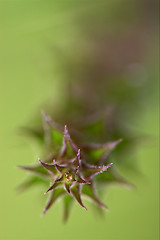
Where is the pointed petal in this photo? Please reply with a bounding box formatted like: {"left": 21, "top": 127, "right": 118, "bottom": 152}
{"left": 82, "top": 184, "right": 108, "bottom": 210}
{"left": 41, "top": 110, "right": 63, "bottom": 132}
{"left": 59, "top": 138, "right": 67, "bottom": 157}
{"left": 70, "top": 149, "right": 82, "bottom": 173}
{"left": 96, "top": 167, "right": 134, "bottom": 189}
{"left": 53, "top": 160, "right": 66, "bottom": 173}
{"left": 98, "top": 139, "right": 123, "bottom": 164}
{"left": 45, "top": 176, "right": 63, "bottom": 194}
{"left": 42, "top": 111, "right": 52, "bottom": 147}
{"left": 64, "top": 182, "right": 73, "bottom": 194}
{"left": 64, "top": 125, "right": 78, "bottom": 153}
{"left": 16, "top": 176, "right": 48, "bottom": 193}
{"left": 42, "top": 188, "right": 65, "bottom": 215}
{"left": 17, "top": 165, "right": 49, "bottom": 178}
{"left": 19, "top": 127, "right": 44, "bottom": 143}
{"left": 83, "top": 139, "right": 122, "bottom": 165}
{"left": 63, "top": 195, "right": 74, "bottom": 223}
{"left": 70, "top": 184, "right": 87, "bottom": 210}
{"left": 76, "top": 174, "right": 91, "bottom": 185}
{"left": 75, "top": 149, "right": 81, "bottom": 170}
{"left": 82, "top": 162, "right": 113, "bottom": 180}
{"left": 42, "top": 111, "right": 65, "bottom": 149}
{"left": 38, "top": 158, "right": 57, "bottom": 174}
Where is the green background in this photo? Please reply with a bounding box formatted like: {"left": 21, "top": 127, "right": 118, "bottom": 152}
{"left": 0, "top": 1, "right": 159, "bottom": 240}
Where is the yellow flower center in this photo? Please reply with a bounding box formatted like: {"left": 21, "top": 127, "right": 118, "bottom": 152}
{"left": 65, "top": 173, "right": 73, "bottom": 182}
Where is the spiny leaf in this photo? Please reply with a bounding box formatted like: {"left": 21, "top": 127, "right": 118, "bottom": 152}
{"left": 82, "top": 184, "right": 108, "bottom": 210}
{"left": 81, "top": 162, "right": 113, "bottom": 180}
{"left": 96, "top": 167, "right": 133, "bottom": 189}
{"left": 45, "top": 177, "right": 63, "bottom": 194}
{"left": 19, "top": 126, "right": 44, "bottom": 143}
{"left": 16, "top": 176, "right": 48, "bottom": 193}
{"left": 63, "top": 195, "right": 74, "bottom": 222}
{"left": 17, "top": 165, "right": 49, "bottom": 178}
{"left": 70, "top": 183, "right": 87, "bottom": 210}
{"left": 76, "top": 174, "right": 91, "bottom": 184}
{"left": 64, "top": 182, "right": 73, "bottom": 194}
{"left": 63, "top": 125, "right": 78, "bottom": 155}
{"left": 42, "top": 110, "right": 64, "bottom": 150}
{"left": 84, "top": 139, "right": 122, "bottom": 164}
{"left": 53, "top": 160, "right": 66, "bottom": 174}
{"left": 42, "top": 188, "right": 66, "bottom": 215}
{"left": 41, "top": 110, "right": 63, "bottom": 132}
{"left": 38, "top": 158, "right": 57, "bottom": 175}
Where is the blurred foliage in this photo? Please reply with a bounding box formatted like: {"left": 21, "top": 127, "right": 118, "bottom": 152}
{"left": 18, "top": 0, "right": 159, "bottom": 222}
{"left": 0, "top": 0, "right": 159, "bottom": 239}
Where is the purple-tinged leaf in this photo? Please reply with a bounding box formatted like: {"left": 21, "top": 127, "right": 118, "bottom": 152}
{"left": 64, "top": 182, "right": 73, "bottom": 194}
{"left": 38, "top": 158, "right": 57, "bottom": 174}
{"left": 63, "top": 195, "right": 74, "bottom": 223}
{"left": 96, "top": 167, "right": 134, "bottom": 189}
{"left": 17, "top": 165, "right": 49, "bottom": 178}
{"left": 83, "top": 139, "right": 122, "bottom": 165}
{"left": 76, "top": 174, "right": 91, "bottom": 185}
{"left": 70, "top": 184, "right": 87, "bottom": 210}
{"left": 64, "top": 125, "right": 78, "bottom": 154}
{"left": 81, "top": 162, "right": 113, "bottom": 180}
{"left": 82, "top": 183, "right": 109, "bottom": 210}
{"left": 41, "top": 110, "right": 63, "bottom": 132}
{"left": 98, "top": 139, "right": 122, "bottom": 164}
{"left": 16, "top": 176, "right": 48, "bottom": 193}
{"left": 19, "top": 126, "right": 44, "bottom": 143}
{"left": 42, "top": 188, "right": 65, "bottom": 215}
{"left": 42, "top": 111, "right": 52, "bottom": 147}
{"left": 53, "top": 160, "right": 66, "bottom": 173}
{"left": 45, "top": 177, "right": 63, "bottom": 194}
{"left": 71, "top": 149, "right": 81, "bottom": 173}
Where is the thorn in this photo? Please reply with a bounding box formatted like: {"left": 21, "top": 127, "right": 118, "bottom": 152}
{"left": 102, "top": 163, "right": 113, "bottom": 171}
{"left": 77, "top": 149, "right": 81, "bottom": 157}
{"left": 64, "top": 125, "right": 67, "bottom": 132}
{"left": 53, "top": 160, "right": 56, "bottom": 165}
{"left": 84, "top": 206, "right": 87, "bottom": 211}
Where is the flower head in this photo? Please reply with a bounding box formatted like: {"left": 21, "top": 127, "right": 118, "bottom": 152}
{"left": 18, "top": 112, "right": 131, "bottom": 221}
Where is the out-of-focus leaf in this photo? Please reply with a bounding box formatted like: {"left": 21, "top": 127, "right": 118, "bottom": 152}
{"left": 17, "top": 165, "right": 49, "bottom": 178}
{"left": 16, "top": 176, "right": 48, "bottom": 193}
{"left": 19, "top": 126, "right": 44, "bottom": 143}
{"left": 84, "top": 139, "right": 122, "bottom": 165}
{"left": 82, "top": 183, "right": 108, "bottom": 210}
{"left": 63, "top": 195, "right": 74, "bottom": 222}
{"left": 96, "top": 167, "right": 133, "bottom": 189}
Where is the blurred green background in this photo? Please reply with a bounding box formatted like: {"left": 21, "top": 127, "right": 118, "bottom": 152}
{"left": 0, "top": 1, "right": 159, "bottom": 240}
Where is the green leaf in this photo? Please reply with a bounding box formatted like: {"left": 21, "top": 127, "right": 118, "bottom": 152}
{"left": 96, "top": 167, "right": 133, "bottom": 188}
{"left": 81, "top": 162, "right": 113, "bottom": 181}
{"left": 70, "top": 184, "right": 87, "bottom": 210}
{"left": 42, "top": 188, "right": 66, "bottom": 215}
{"left": 63, "top": 195, "right": 74, "bottom": 222}
{"left": 16, "top": 176, "right": 48, "bottom": 193}
{"left": 84, "top": 139, "right": 122, "bottom": 165}
{"left": 39, "top": 158, "right": 57, "bottom": 175}
{"left": 45, "top": 177, "right": 63, "bottom": 194}
{"left": 17, "top": 164, "right": 49, "bottom": 178}
{"left": 82, "top": 184, "right": 108, "bottom": 210}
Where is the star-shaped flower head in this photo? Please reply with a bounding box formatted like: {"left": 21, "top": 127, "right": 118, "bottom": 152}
{"left": 18, "top": 112, "right": 131, "bottom": 221}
